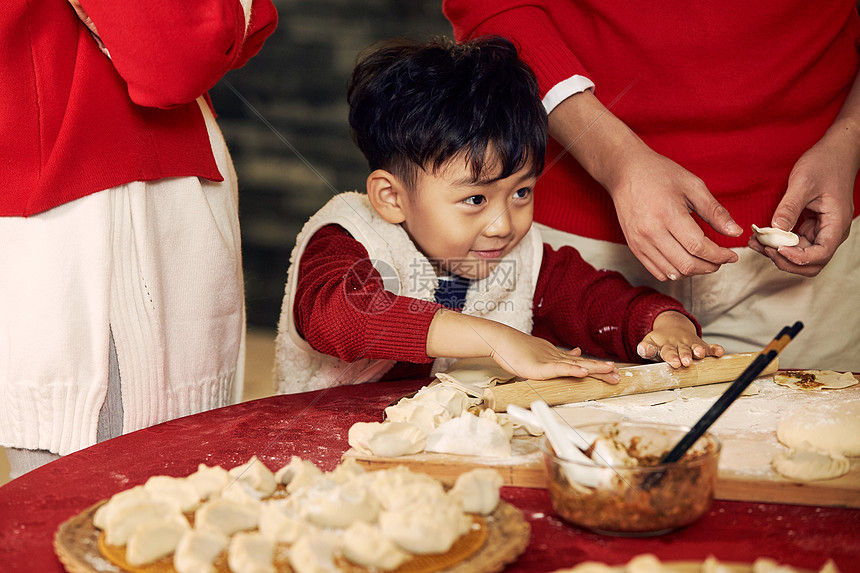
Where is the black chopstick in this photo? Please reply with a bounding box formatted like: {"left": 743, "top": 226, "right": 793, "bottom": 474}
{"left": 644, "top": 321, "right": 804, "bottom": 487}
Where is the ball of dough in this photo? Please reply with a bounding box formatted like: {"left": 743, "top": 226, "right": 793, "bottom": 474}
{"left": 777, "top": 402, "right": 860, "bottom": 456}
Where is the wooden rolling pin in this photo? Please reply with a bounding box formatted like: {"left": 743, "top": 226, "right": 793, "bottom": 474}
{"left": 483, "top": 353, "right": 778, "bottom": 412}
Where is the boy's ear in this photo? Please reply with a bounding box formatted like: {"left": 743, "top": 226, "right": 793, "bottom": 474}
{"left": 366, "top": 169, "right": 407, "bottom": 224}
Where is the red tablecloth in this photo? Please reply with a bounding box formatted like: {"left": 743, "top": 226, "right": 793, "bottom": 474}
{"left": 1, "top": 379, "right": 858, "bottom": 572}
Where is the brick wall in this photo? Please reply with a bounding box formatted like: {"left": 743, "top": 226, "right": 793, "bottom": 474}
{"left": 209, "top": 0, "right": 453, "bottom": 327}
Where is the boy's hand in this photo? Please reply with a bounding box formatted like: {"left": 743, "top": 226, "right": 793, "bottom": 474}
{"left": 427, "top": 309, "right": 619, "bottom": 384}
{"left": 490, "top": 333, "right": 619, "bottom": 384}
{"left": 637, "top": 310, "right": 725, "bottom": 368}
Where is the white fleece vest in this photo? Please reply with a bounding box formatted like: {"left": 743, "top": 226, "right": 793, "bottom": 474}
{"left": 274, "top": 192, "right": 543, "bottom": 395}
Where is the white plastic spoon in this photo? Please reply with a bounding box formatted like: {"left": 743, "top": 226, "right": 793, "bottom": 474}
{"left": 529, "top": 401, "right": 613, "bottom": 488}
{"left": 507, "top": 404, "right": 597, "bottom": 451}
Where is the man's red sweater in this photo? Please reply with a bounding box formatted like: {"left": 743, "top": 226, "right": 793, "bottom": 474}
{"left": 444, "top": 0, "right": 860, "bottom": 247}
{"left": 293, "top": 225, "right": 698, "bottom": 379}
{"left": 2, "top": 0, "right": 277, "bottom": 216}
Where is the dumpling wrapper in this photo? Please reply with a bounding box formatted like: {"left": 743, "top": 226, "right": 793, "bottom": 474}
{"left": 436, "top": 356, "right": 518, "bottom": 388}
{"left": 774, "top": 370, "right": 858, "bottom": 391}
{"left": 772, "top": 445, "right": 850, "bottom": 482}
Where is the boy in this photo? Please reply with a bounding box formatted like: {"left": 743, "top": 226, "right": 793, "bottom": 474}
{"left": 274, "top": 37, "right": 723, "bottom": 395}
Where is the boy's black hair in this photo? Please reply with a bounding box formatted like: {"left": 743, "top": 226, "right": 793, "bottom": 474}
{"left": 347, "top": 36, "right": 547, "bottom": 190}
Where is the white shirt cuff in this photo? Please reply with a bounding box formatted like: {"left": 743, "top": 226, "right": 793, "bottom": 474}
{"left": 542, "top": 75, "right": 595, "bottom": 115}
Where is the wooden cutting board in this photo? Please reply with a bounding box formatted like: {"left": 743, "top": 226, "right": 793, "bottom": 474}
{"left": 344, "top": 371, "right": 860, "bottom": 509}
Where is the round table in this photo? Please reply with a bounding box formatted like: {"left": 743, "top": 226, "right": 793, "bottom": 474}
{"left": 1, "top": 378, "right": 857, "bottom": 572}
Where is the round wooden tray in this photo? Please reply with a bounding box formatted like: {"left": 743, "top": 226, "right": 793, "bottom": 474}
{"left": 551, "top": 561, "right": 818, "bottom": 572}
{"left": 54, "top": 499, "right": 530, "bottom": 573}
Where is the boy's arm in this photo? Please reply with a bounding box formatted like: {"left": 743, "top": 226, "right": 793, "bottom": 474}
{"left": 296, "top": 227, "right": 617, "bottom": 382}
{"left": 294, "top": 225, "right": 440, "bottom": 363}
{"left": 532, "top": 243, "right": 699, "bottom": 362}
{"left": 426, "top": 308, "right": 618, "bottom": 382}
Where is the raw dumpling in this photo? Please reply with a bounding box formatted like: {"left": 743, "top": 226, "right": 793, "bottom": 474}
{"left": 275, "top": 456, "right": 324, "bottom": 493}
{"left": 384, "top": 399, "right": 451, "bottom": 435}
{"left": 228, "top": 532, "right": 275, "bottom": 573}
{"left": 173, "top": 529, "right": 229, "bottom": 573}
{"left": 448, "top": 469, "right": 503, "bottom": 515}
{"left": 194, "top": 497, "right": 259, "bottom": 537}
{"left": 125, "top": 515, "right": 190, "bottom": 566}
{"left": 342, "top": 521, "right": 409, "bottom": 571}
{"left": 228, "top": 456, "right": 277, "bottom": 497}
{"left": 378, "top": 500, "right": 470, "bottom": 554}
{"left": 751, "top": 224, "right": 799, "bottom": 248}
{"left": 425, "top": 412, "right": 511, "bottom": 457}
{"left": 348, "top": 421, "right": 426, "bottom": 457}
{"left": 296, "top": 479, "right": 380, "bottom": 528}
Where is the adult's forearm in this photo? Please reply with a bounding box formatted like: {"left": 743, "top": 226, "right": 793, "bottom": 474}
{"left": 822, "top": 70, "right": 860, "bottom": 174}
{"left": 547, "top": 90, "right": 647, "bottom": 194}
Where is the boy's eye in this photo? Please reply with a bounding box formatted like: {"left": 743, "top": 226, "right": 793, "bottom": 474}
{"left": 514, "top": 187, "right": 532, "bottom": 199}
{"left": 464, "top": 195, "right": 486, "bottom": 206}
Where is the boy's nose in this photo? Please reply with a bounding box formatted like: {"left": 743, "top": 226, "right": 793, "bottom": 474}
{"left": 484, "top": 208, "right": 512, "bottom": 237}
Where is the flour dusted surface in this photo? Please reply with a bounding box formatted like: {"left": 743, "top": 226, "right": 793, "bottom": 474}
{"left": 556, "top": 377, "right": 860, "bottom": 480}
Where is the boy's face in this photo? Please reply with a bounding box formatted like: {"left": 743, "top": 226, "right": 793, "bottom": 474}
{"left": 398, "top": 157, "right": 536, "bottom": 280}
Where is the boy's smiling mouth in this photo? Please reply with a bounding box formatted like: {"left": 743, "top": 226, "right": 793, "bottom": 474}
{"left": 471, "top": 247, "right": 506, "bottom": 259}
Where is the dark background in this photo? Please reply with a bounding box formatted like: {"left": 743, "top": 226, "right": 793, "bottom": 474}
{"left": 209, "top": 0, "right": 453, "bottom": 328}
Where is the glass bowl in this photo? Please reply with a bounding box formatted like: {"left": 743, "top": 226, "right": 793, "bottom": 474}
{"left": 542, "top": 421, "right": 721, "bottom": 536}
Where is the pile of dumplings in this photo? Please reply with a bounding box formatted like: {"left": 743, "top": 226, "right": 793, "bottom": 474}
{"left": 93, "top": 456, "right": 503, "bottom": 573}
{"left": 349, "top": 384, "right": 531, "bottom": 459}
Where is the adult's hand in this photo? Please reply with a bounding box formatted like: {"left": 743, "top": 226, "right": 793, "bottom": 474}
{"left": 608, "top": 144, "right": 742, "bottom": 281}
{"left": 749, "top": 73, "right": 860, "bottom": 277}
{"left": 748, "top": 140, "right": 855, "bottom": 276}
{"left": 549, "top": 91, "right": 743, "bottom": 281}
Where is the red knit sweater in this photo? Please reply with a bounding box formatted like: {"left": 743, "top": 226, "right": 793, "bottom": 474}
{"left": 444, "top": 0, "right": 860, "bottom": 247}
{"left": 293, "top": 225, "right": 698, "bottom": 379}
{"left": 2, "top": 0, "right": 277, "bottom": 216}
